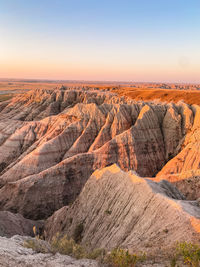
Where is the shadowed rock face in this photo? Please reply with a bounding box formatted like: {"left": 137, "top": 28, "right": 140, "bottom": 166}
{"left": 0, "top": 211, "right": 43, "bottom": 238}
{"left": 45, "top": 165, "right": 200, "bottom": 253}
{"left": 156, "top": 104, "right": 200, "bottom": 199}
{"left": 0, "top": 87, "right": 199, "bottom": 219}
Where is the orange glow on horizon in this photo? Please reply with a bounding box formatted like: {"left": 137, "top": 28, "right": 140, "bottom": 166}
{"left": 1, "top": 61, "right": 200, "bottom": 83}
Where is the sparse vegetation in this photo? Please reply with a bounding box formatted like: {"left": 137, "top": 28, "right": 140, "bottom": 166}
{"left": 170, "top": 256, "right": 177, "bottom": 267}
{"left": 24, "top": 238, "right": 51, "bottom": 254}
{"left": 73, "top": 222, "right": 84, "bottom": 243}
{"left": 47, "top": 233, "right": 105, "bottom": 260}
{"left": 24, "top": 233, "right": 200, "bottom": 266}
{"left": 24, "top": 233, "right": 144, "bottom": 265}
{"left": 51, "top": 234, "right": 86, "bottom": 259}
{"left": 163, "top": 228, "right": 169, "bottom": 233}
{"left": 106, "top": 248, "right": 146, "bottom": 267}
{"left": 176, "top": 242, "right": 200, "bottom": 267}
{"left": 105, "top": 209, "right": 112, "bottom": 215}
{"left": 0, "top": 94, "right": 13, "bottom": 102}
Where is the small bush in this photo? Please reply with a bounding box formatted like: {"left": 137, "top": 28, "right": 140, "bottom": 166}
{"left": 106, "top": 248, "right": 146, "bottom": 267}
{"left": 24, "top": 239, "right": 50, "bottom": 253}
{"left": 170, "top": 256, "right": 177, "bottom": 267}
{"left": 0, "top": 162, "right": 7, "bottom": 172}
{"left": 87, "top": 248, "right": 106, "bottom": 261}
{"left": 51, "top": 233, "right": 105, "bottom": 260}
{"left": 176, "top": 242, "right": 200, "bottom": 267}
{"left": 105, "top": 209, "right": 112, "bottom": 215}
{"left": 23, "top": 236, "right": 200, "bottom": 266}
{"left": 51, "top": 234, "right": 85, "bottom": 259}
{"left": 73, "top": 222, "right": 84, "bottom": 243}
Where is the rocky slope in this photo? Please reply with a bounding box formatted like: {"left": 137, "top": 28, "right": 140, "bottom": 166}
{"left": 0, "top": 235, "right": 100, "bottom": 267}
{"left": 45, "top": 164, "right": 200, "bottom": 254}
{"left": 0, "top": 87, "right": 199, "bottom": 219}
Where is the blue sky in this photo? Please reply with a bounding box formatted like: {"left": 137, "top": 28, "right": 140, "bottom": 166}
{"left": 0, "top": 0, "right": 200, "bottom": 82}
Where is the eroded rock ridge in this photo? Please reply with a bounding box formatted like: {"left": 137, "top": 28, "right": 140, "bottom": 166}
{"left": 0, "top": 87, "right": 199, "bottom": 219}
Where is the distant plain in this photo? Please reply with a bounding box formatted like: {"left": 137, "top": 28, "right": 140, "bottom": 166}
{"left": 1, "top": 79, "right": 200, "bottom": 105}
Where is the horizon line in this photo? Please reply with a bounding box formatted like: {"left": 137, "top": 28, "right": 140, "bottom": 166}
{"left": 0, "top": 77, "right": 199, "bottom": 85}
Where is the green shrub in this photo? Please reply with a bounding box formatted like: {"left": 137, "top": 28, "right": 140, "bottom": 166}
{"left": 163, "top": 228, "right": 169, "bottom": 233}
{"left": 51, "top": 233, "right": 105, "bottom": 260}
{"left": 24, "top": 239, "right": 50, "bottom": 253}
{"left": 73, "top": 222, "right": 84, "bottom": 243}
{"left": 105, "top": 209, "right": 112, "bottom": 215}
{"left": 22, "top": 236, "right": 200, "bottom": 266}
{"left": 51, "top": 234, "right": 85, "bottom": 259}
{"left": 106, "top": 248, "right": 146, "bottom": 267}
{"left": 87, "top": 247, "right": 106, "bottom": 261}
{"left": 176, "top": 242, "right": 200, "bottom": 267}
{"left": 170, "top": 256, "right": 177, "bottom": 267}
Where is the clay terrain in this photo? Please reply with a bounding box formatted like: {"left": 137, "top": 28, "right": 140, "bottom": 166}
{"left": 0, "top": 83, "right": 200, "bottom": 266}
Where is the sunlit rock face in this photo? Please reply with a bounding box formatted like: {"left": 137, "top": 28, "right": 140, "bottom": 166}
{"left": 45, "top": 165, "right": 200, "bottom": 253}
{"left": 0, "top": 87, "right": 199, "bottom": 219}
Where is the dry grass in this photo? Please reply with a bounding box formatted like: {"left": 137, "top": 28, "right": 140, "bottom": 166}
{"left": 115, "top": 88, "right": 200, "bottom": 105}
{"left": 0, "top": 94, "right": 13, "bottom": 102}
{"left": 0, "top": 81, "right": 61, "bottom": 91}
{"left": 51, "top": 234, "right": 105, "bottom": 260}
{"left": 106, "top": 248, "right": 146, "bottom": 267}
{"left": 24, "top": 233, "right": 106, "bottom": 261}
{"left": 24, "top": 233, "right": 200, "bottom": 267}
{"left": 24, "top": 238, "right": 51, "bottom": 254}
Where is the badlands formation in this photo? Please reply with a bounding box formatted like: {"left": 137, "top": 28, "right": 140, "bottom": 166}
{"left": 45, "top": 164, "right": 200, "bottom": 253}
{"left": 0, "top": 86, "right": 199, "bottom": 265}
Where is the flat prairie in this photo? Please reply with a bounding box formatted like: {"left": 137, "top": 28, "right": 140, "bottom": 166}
{"left": 114, "top": 87, "right": 200, "bottom": 105}
{"left": 1, "top": 80, "right": 200, "bottom": 105}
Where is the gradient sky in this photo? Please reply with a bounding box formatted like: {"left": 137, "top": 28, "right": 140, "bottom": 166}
{"left": 0, "top": 0, "right": 200, "bottom": 82}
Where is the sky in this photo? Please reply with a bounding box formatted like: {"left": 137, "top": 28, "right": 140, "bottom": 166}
{"left": 0, "top": 0, "right": 200, "bottom": 83}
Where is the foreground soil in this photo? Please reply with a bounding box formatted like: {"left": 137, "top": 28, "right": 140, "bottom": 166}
{"left": 0, "top": 235, "right": 100, "bottom": 267}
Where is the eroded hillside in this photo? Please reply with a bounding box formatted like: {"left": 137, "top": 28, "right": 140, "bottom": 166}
{"left": 0, "top": 87, "right": 199, "bottom": 220}
{"left": 45, "top": 164, "right": 200, "bottom": 253}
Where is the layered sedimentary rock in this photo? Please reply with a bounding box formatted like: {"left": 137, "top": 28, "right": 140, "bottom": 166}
{"left": 156, "top": 104, "right": 200, "bottom": 199}
{"left": 0, "top": 211, "right": 43, "bottom": 237}
{"left": 0, "top": 87, "right": 199, "bottom": 219}
{"left": 45, "top": 164, "right": 200, "bottom": 253}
